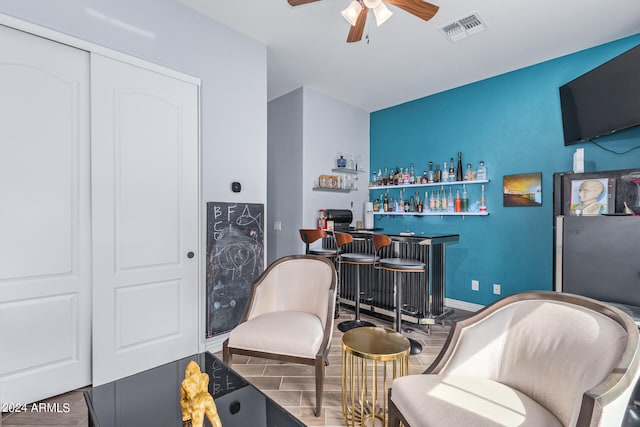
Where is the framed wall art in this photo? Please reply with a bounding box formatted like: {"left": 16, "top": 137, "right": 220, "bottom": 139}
{"left": 503, "top": 172, "right": 542, "bottom": 207}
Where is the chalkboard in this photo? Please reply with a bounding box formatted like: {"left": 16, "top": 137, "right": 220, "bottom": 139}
{"left": 206, "top": 202, "right": 264, "bottom": 337}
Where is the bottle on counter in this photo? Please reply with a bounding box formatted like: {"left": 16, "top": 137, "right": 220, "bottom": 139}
{"left": 456, "top": 152, "right": 464, "bottom": 182}
{"left": 317, "top": 209, "right": 327, "bottom": 230}
{"left": 477, "top": 161, "right": 487, "bottom": 180}
{"left": 461, "top": 184, "right": 468, "bottom": 212}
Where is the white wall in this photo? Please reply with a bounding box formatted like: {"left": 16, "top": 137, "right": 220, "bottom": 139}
{"left": 302, "top": 87, "right": 370, "bottom": 230}
{"left": 267, "top": 88, "right": 303, "bottom": 263}
{"left": 267, "top": 87, "right": 369, "bottom": 261}
{"left": 0, "top": 0, "right": 267, "bottom": 206}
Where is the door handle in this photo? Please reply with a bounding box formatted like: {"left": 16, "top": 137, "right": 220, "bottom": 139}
{"left": 187, "top": 251, "right": 194, "bottom": 259}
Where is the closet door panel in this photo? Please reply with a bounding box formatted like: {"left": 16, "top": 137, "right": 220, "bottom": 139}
{"left": 91, "top": 54, "right": 199, "bottom": 385}
{"left": 0, "top": 24, "right": 91, "bottom": 404}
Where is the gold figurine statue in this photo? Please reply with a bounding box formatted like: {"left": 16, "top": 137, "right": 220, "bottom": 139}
{"left": 180, "top": 361, "right": 222, "bottom": 427}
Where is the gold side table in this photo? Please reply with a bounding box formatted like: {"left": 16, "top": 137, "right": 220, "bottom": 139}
{"left": 342, "top": 327, "right": 410, "bottom": 427}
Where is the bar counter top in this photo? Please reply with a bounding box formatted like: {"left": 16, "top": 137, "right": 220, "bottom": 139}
{"left": 347, "top": 230, "right": 460, "bottom": 245}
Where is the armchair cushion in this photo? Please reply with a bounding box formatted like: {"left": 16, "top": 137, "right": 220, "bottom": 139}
{"left": 391, "top": 374, "right": 563, "bottom": 427}
{"left": 227, "top": 311, "right": 324, "bottom": 359}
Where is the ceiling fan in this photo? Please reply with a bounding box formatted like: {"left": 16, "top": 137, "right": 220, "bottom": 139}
{"left": 287, "top": 0, "right": 439, "bottom": 43}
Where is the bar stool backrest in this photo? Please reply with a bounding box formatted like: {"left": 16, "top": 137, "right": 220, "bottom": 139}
{"left": 372, "top": 234, "right": 392, "bottom": 253}
{"left": 299, "top": 229, "right": 328, "bottom": 255}
{"left": 334, "top": 232, "right": 353, "bottom": 251}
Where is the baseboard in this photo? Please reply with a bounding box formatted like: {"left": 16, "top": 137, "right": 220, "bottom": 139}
{"left": 205, "top": 333, "right": 228, "bottom": 353}
{"left": 445, "top": 298, "right": 484, "bottom": 313}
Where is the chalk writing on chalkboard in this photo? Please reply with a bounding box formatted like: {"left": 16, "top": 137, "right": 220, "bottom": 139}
{"left": 204, "top": 353, "right": 247, "bottom": 398}
{"left": 206, "top": 202, "right": 264, "bottom": 337}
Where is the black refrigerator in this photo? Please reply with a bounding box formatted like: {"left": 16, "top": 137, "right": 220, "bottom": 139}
{"left": 553, "top": 168, "right": 640, "bottom": 317}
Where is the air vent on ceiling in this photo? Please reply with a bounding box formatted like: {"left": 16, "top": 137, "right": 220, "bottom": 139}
{"left": 440, "top": 13, "right": 486, "bottom": 42}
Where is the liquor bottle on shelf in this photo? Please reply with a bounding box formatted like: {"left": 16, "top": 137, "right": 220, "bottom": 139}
{"left": 447, "top": 187, "right": 454, "bottom": 212}
{"left": 449, "top": 158, "right": 456, "bottom": 182}
{"left": 480, "top": 184, "right": 487, "bottom": 212}
{"left": 455, "top": 189, "right": 461, "bottom": 212}
{"left": 440, "top": 187, "right": 447, "bottom": 212}
{"left": 403, "top": 168, "right": 409, "bottom": 185}
{"left": 477, "top": 161, "right": 487, "bottom": 180}
{"left": 461, "top": 184, "right": 468, "bottom": 212}
{"left": 428, "top": 162, "right": 434, "bottom": 183}
{"left": 434, "top": 164, "right": 441, "bottom": 183}
{"left": 398, "top": 189, "right": 404, "bottom": 213}
{"left": 409, "top": 163, "right": 415, "bottom": 184}
{"left": 383, "top": 192, "right": 389, "bottom": 212}
{"left": 465, "top": 163, "right": 474, "bottom": 181}
{"left": 456, "top": 152, "right": 464, "bottom": 181}
{"left": 442, "top": 162, "right": 449, "bottom": 182}
{"left": 422, "top": 170, "right": 427, "bottom": 184}
{"left": 371, "top": 171, "right": 377, "bottom": 187}
{"left": 435, "top": 189, "right": 442, "bottom": 211}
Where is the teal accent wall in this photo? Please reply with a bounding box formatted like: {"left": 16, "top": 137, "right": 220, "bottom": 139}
{"left": 370, "top": 34, "right": 640, "bottom": 306}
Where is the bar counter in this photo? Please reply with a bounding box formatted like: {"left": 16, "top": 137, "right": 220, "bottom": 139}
{"left": 327, "top": 231, "right": 459, "bottom": 326}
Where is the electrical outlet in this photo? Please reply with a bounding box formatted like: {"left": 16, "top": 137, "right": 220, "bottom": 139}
{"left": 273, "top": 221, "right": 282, "bottom": 231}
{"left": 493, "top": 283, "right": 501, "bottom": 295}
{"left": 471, "top": 280, "right": 479, "bottom": 291}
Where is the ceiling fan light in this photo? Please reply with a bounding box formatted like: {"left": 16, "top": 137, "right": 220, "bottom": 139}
{"left": 363, "top": 0, "right": 382, "bottom": 8}
{"left": 341, "top": 1, "right": 362, "bottom": 26}
{"left": 373, "top": 2, "right": 393, "bottom": 26}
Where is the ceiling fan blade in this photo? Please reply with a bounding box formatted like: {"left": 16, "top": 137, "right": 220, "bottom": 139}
{"left": 287, "top": 0, "right": 323, "bottom": 5}
{"left": 347, "top": 7, "right": 368, "bottom": 43}
{"left": 385, "top": 0, "right": 439, "bottom": 21}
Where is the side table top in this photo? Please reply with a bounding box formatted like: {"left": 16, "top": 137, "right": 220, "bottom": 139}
{"left": 342, "top": 327, "right": 410, "bottom": 360}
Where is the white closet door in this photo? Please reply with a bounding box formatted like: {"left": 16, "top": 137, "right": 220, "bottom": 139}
{"left": 0, "top": 25, "right": 91, "bottom": 403}
{"left": 90, "top": 54, "right": 200, "bottom": 385}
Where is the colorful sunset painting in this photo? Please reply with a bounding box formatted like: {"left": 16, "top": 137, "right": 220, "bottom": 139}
{"left": 503, "top": 173, "right": 542, "bottom": 207}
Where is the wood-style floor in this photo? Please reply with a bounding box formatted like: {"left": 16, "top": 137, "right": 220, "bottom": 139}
{"left": 1, "top": 307, "right": 470, "bottom": 427}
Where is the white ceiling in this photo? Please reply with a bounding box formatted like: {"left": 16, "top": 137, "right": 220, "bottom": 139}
{"left": 178, "top": 0, "right": 640, "bottom": 112}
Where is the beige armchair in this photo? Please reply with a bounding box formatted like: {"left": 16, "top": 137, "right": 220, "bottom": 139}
{"left": 389, "top": 291, "right": 640, "bottom": 427}
{"left": 223, "top": 255, "right": 337, "bottom": 416}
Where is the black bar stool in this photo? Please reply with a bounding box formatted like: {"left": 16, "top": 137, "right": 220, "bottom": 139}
{"left": 335, "top": 232, "right": 376, "bottom": 332}
{"left": 374, "top": 234, "right": 425, "bottom": 355}
{"left": 299, "top": 229, "right": 340, "bottom": 318}
{"left": 299, "top": 229, "right": 336, "bottom": 258}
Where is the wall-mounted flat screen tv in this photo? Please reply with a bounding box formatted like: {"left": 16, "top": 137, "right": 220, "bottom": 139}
{"left": 559, "top": 44, "right": 640, "bottom": 146}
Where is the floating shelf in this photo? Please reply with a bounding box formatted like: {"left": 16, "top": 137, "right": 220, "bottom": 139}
{"left": 332, "top": 168, "right": 366, "bottom": 175}
{"left": 370, "top": 179, "right": 489, "bottom": 190}
{"left": 313, "top": 187, "right": 355, "bottom": 193}
{"left": 374, "top": 211, "right": 489, "bottom": 217}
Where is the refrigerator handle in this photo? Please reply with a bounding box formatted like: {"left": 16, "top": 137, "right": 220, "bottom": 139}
{"left": 555, "top": 215, "right": 564, "bottom": 292}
